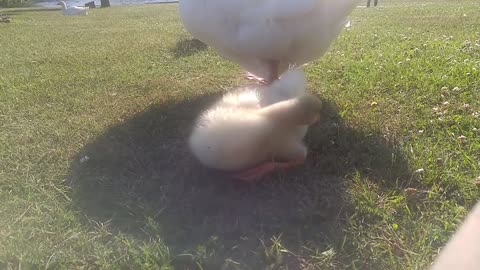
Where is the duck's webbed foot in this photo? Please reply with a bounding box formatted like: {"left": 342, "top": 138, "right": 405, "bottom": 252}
{"left": 231, "top": 158, "right": 305, "bottom": 182}
{"left": 245, "top": 72, "right": 268, "bottom": 85}
{"left": 244, "top": 60, "right": 280, "bottom": 85}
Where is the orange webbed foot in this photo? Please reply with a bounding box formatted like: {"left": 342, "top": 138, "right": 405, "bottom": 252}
{"left": 231, "top": 158, "right": 305, "bottom": 182}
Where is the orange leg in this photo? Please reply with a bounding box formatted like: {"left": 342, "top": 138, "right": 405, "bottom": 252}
{"left": 266, "top": 60, "right": 279, "bottom": 83}
{"left": 231, "top": 158, "right": 305, "bottom": 182}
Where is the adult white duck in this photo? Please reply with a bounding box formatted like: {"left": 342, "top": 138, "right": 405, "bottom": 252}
{"left": 179, "top": 0, "right": 357, "bottom": 83}
{"left": 189, "top": 69, "right": 321, "bottom": 181}
{"left": 57, "top": 1, "right": 89, "bottom": 16}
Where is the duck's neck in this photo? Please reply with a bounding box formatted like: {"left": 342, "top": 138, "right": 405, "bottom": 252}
{"left": 58, "top": 2, "right": 67, "bottom": 9}
{"left": 257, "top": 94, "right": 321, "bottom": 126}
{"left": 257, "top": 99, "right": 304, "bottom": 126}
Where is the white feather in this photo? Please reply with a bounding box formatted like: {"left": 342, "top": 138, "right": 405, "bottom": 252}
{"left": 179, "top": 0, "right": 357, "bottom": 79}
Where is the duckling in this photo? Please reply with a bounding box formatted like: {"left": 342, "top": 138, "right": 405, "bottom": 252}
{"left": 189, "top": 69, "right": 321, "bottom": 181}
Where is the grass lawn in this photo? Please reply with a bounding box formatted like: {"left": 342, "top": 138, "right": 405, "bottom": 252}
{"left": 1, "top": 0, "right": 479, "bottom": 269}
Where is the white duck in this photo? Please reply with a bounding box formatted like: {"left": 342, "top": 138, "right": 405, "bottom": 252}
{"left": 189, "top": 69, "right": 321, "bottom": 181}
{"left": 57, "top": 1, "right": 89, "bottom": 16}
{"left": 179, "top": 0, "right": 357, "bottom": 83}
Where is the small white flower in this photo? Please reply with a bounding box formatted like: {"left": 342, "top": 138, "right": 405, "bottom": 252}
{"left": 458, "top": 135, "right": 467, "bottom": 143}
{"left": 80, "top": 155, "right": 90, "bottom": 163}
{"left": 415, "top": 168, "right": 425, "bottom": 174}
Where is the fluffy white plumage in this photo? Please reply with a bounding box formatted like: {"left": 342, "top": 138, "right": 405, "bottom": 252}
{"left": 189, "top": 69, "right": 320, "bottom": 171}
{"left": 57, "top": 1, "right": 89, "bottom": 16}
{"left": 179, "top": 0, "right": 357, "bottom": 80}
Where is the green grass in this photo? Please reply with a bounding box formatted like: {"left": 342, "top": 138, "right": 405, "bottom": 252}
{"left": 1, "top": 1, "right": 479, "bottom": 269}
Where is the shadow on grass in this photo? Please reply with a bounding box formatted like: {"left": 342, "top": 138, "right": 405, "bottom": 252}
{"left": 171, "top": 38, "right": 208, "bottom": 58}
{"left": 69, "top": 92, "right": 410, "bottom": 269}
